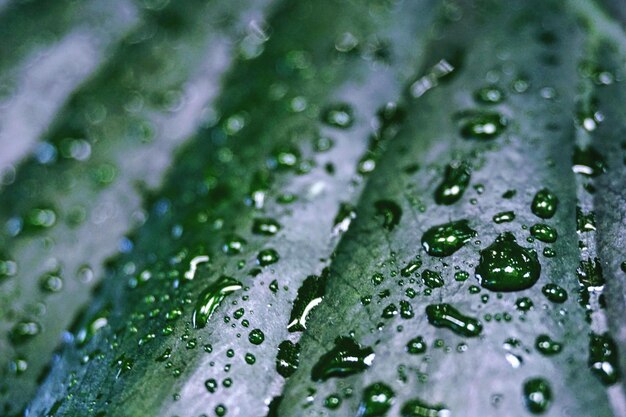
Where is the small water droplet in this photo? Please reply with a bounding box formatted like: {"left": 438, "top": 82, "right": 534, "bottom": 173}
{"left": 422, "top": 270, "right": 444, "bottom": 288}
{"left": 493, "top": 211, "right": 515, "bottom": 224}
{"left": 535, "top": 335, "right": 562, "bottom": 356}
{"left": 252, "top": 218, "right": 282, "bottom": 235}
{"left": 589, "top": 333, "right": 621, "bottom": 385}
{"left": 541, "top": 283, "right": 567, "bottom": 303}
{"left": 401, "top": 398, "right": 450, "bottom": 417}
{"left": 406, "top": 336, "right": 427, "bottom": 354}
{"left": 357, "top": 382, "right": 395, "bottom": 417}
{"left": 288, "top": 270, "right": 327, "bottom": 332}
{"left": 257, "top": 248, "right": 279, "bottom": 266}
{"left": 249, "top": 329, "right": 265, "bottom": 345}
{"left": 530, "top": 224, "right": 557, "bottom": 243}
{"left": 572, "top": 145, "right": 606, "bottom": 177}
{"left": 458, "top": 110, "right": 508, "bottom": 140}
{"left": 322, "top": 103, "right": 354, "bottom": 128}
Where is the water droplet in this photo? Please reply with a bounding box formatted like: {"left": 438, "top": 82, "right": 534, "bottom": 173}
{"left": 39, "top": 271, "right": 63, "bottom": 293}
{"left": 523, "top": 378, "right": 552, "bottom": 414}
{"left": 276, "top": 340, "right": 300, "bottom": 378}
{"left": 589, "top": 333, "right": 621, "bottom": 385}
{"left": 324, "top": 394, "right": 342, "bottom": 409}
{"left": 192, "top": 276, "right": 243, "bottom": 329}
{"left": 245, "top": 353, "right": 256, "bottom": 365}
{"left": 577, "top": 258, "right": 604, "bottom": 290}
{"left": 516, "top": 297, "right": 534, "bottom": 311}
{"left": 248, "top": 329, "right": 265, "bottom": 345}
{"left": 434, "top": 161, "right": 471, "bottom": 205}
{"left": 374, "top": 200, "right": 402, "bottom": 231}
{"left": 425, "top": 304, "right": 482, "bottom": 337}
{"left": 476, "top": 232, "right": 540, "bottom": 292}
{"left": 252, "top": 218, "right": 282, "bottom": 235}
{"left": 474, "top": 85, "right": 505, "bottom": 104}
{"left": 382, "top": 303, "right": 398, "bottom": 319}
{"left": 333, "top": 203, "right": 357, "bottom": 234}
{"left": 311, "top": 336, "right": 375, "bottom": 381}
{"left": 257, "top": 248, "right": 279, "bottom": 266}
{"left": 531, "top": 189, "right": 559, "bottom": 219}
{"left": 288, "top": 270, "right": 327, "bottom": 332}
{"left": 406, "top": 336, "right": 427, "bottom": 354}
{"left": 400, "top": 300, "right": 414, "bottom": 319}
{"left": 458, "top": 111, "right": 508, "bottom": 140}
{"left": 422, "top": 270, "right": 444, "bottom": 288}
{"left": 322, "top": 103, "right": 354, "bottom": 128}
{"left": 572, "top": 145, "right": 606, "bottom": 177}
{"left": 530, "top": 224, "right": 557, "bottom": 243}
{"left": 9, "top": 320, "right": 41, "bottom": 345}
{"left": 541, "top": 283, "right": 567, "bottom": 303}
{"left": 357, "top": 382, "right": 395, "bottom": 417}
{"left": 493, "top": 211, "right": 515, "bottom": 224}
{"left": 222, "top": 235, "right": 247, "bottom": 255}
{"left": 576, "top": 207, "right": 596, "bottom": 232}
{"left": 215, "top": 404, "right": 227, "bottom": 416}
{"left": 401, "top": 398, "right": 450, "bottom": 417}
{"left": 401, "top": 259, "right": 422, "bottom": 277}
{"left": 535, "top": 335, "right": 562, "bottom": 356}
{"left": 421, "top": 220, "right": 476, "bottom": 257}
{"left": 205, "top": 378, "right": 218, "bottom": 393}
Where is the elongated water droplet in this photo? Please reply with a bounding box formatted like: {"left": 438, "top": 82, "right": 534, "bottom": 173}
{"left": 322, "top": 103, "right": 354, "bottom": 128}
{"left": 434, "top": 161, "right": 471, "bottom": 205}
{"left": 577, "top": 258, "right": 604, "bottom": 290}
{"left": 474, "top": 85, "right": 505, "bottom": 104}
{"left": 311, "top": 336, "right": 375, "bottom": 381}
{"left": 288, "top": 270, "right": 327, "bottom": 332}
{"left": 535, "top": 335, "right": 562, "bottom": 356}
{"left": 476, "top": 232, "right": 540, "bottom": 292}
{"left": 530, "top": 224, "right": 557, "bottom": 243}
{"left": 192, "top": 276, "right": 242, "bottom": 329}
{"left": 458, "top": 111, "right": 507, "bottom": 140}
{"left": 589, "top": 333, "right": 621, "bottom": 385}
{"left": 425, "top": 304, "right": 482, "bottom": 337}
{"left": 257, "top": 248, "right": 279, "bottom": 266}
{"left": 374, "top": 200, "right": 402, "bottom": 231}
{"left": 401, "top": 398, "right": 450, "bottom": 417}
{"left": 252, "top": 218, "right": 281, "bottom": 235}
{"left": 358, "top": 382, "right": 394, "bottom": 417}
{"left": 401, "top": 259, "right": 422, "bottom": 277}
{"left": 422, "top": 270, "right": 444, "bottom": 288}
{"left": 421, "top": 220, "right": 476, "bottom": 257}
{"left": 572, "top": 145, "right": 606, "bottom": 177}
{"left": 493, "top": 211, "right": 515, "bottom": 224}
{"left": 276, "top": 340, "right": 300, "bottom": 378}
{"left": 576, "top": 207, "right": 596, "bottom": 232}
{"left": 333, "top": 202, "right": 356, "bottom": 234}
{"left": 531, "top": 189, "right": 558, "bottom": 219}
{"left": 523, "top": 378, "right": 552, "bottom": 414}
{"left": 406, "top": 336, "right": 427, "bottom": 354}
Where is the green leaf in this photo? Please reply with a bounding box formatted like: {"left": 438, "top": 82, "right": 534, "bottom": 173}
{"left": 2, "top": 0, "right": 626, "bottom": 416}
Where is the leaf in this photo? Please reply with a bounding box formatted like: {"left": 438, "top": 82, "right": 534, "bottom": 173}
{"left": 3, "top": 0, "right": 626, "bottom": 416}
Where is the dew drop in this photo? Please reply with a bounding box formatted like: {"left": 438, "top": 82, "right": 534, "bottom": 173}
{"left": 425, "top": 304, "right": 482, "bottom": 337}
{"left": 311, "top": 336, "right": 375, "bottom": 381}
{"left": 421, "top": 220, "right": 476, "bottom": 257}
{"left": 192, "top": 276, "right": 242, "bottom": 329}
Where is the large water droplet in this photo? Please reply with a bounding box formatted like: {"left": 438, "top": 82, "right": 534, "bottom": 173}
{"left": 276, "top": 340, "right": 300, "bottom": 378}
{"left": 192, "top": 276, "right": 242, "bottom": 328}
{"left": 288, "top": 270, "right": 327, "bottom": 332}
{"left": 421, "top": 220, "right": 476, "bottom": 257}
{"left": 311, "top": 336, "right": 375, "bottom": 381}
{"left": 425, "top": 304, "right": 482, "bottom": 337}
{"left": 589, "top": 333, "right": 621, "bottom": 385}
{"left": 476, "top": 232, "right": 540, "bottom": 292}
{"left": 434, "top": 161, "right": 471, "bottom": 205}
